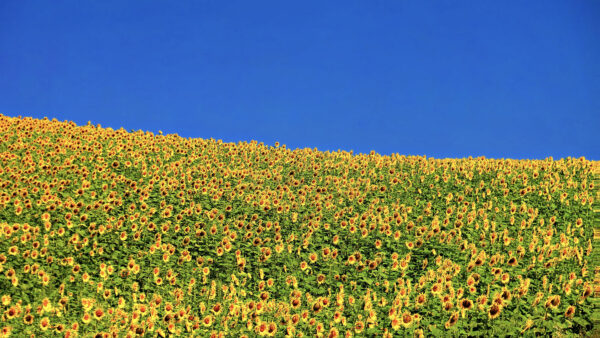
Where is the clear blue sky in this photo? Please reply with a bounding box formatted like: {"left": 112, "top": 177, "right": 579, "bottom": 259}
{"left": 1, "top": 1, "right": 598, "bottom": 160}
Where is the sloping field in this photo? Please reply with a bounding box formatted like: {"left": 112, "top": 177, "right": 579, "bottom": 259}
{"left": 0, "top": 114, "right": 597, "bottom": 337}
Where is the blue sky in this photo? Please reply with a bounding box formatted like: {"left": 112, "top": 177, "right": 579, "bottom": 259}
{"left": 1, "top": 1, "right": 598, "bottom": 160}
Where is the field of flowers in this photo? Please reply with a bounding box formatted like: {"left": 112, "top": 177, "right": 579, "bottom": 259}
{"left": 0, "top": 113, "right": 598, "bottom": 337}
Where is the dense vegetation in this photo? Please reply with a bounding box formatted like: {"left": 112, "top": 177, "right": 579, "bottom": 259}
{"left": 0, "top": 114, "right": 598, "bottom": 337}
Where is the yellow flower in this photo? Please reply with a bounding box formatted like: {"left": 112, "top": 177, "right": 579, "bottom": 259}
{"left": 545, "top": 295, "right": 560, "bottom": 311}
{"left": 444, "top": 311, "right": 459, "bottom": 329}
{"left": 521, "top": 318, "right": 534, "bottom": 333}
{"left": 458, "top": 298, "right": 473, "bottom": 311}
{"left": 400, "top": 311, "right": 413, "bottom": 328}
{"left": 202, "top": 315, "right": 213, "bottom": 327}
{"left": 5, "top": 306, "right": 17, "bottom": 320}
{"left": 354, "top": 320, "right": 364, "bottom": 334}
{"left": 40, "top": 317, "right": 50, "bottom": 331}
{"left": 42, "top": 298, "right": 52, "bottom": 312}
{"left": 23, "top": 314, "right": 34, "bottom": 325}
{"left": 431, "top": 283, "right": 442, "bottom": 295}
{"left": 564, "top": 305, "right": 576, "bottom": 318}
{"left": 8, "top": 246, "right": 19, "bottom": 256}
{"left": 488, "top": 304, "right": 502, "bottom": 320}
{"left": 42, "top": 274, "right": 50, "bottom": 286}
{"left": 391, "top": 317, "right": 401, "bottom": 330}
{"left": 93, "top": 308, "right": 104, "bottom": 320}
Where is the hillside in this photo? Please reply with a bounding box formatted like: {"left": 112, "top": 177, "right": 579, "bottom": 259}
{"left": 0, "top": 114, "right": 598, "bottom": 337}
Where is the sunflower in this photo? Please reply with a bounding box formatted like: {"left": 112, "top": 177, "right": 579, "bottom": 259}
{"left": 202, "top": 315, "right": 213, "bottom": 327}
{"left": 520, "top": 318, "right": 534, "bottom": 334}
{"left": 431, "top": 283, "right": 442, "bottom": 295}
{"left": 445, "top": 311, "right": 459, "bottom": 329}
{"left": 477, "top": 295, "right": 488, "bottom": 311}
{"left": 500, "top": 273, "right": 510, "bottom": 284}
{"left": 260, "top": 292, "right": 269, "bottom": 301}
{"left": 545, "top": 295, "right": 560, "bottom": 310}
{"left": 415, "top": 293, "right": 427, "bottom": 307}
{"left": 391, "top": 317, "right": 401, "bottom": 331}
{"left": 317, "top": 274, "right": 326, "bottom": 284}
{"left": 256, "top": 301, "right": 265, "bottom": 315}
{"left": 8, "top": 246, "right": 19, "bottom": 256}
{"left": 211, "top": 303, "right": 222, "bottom": 315}
{"left": 5, "top": 307, "right": 17, "bottom": 320}
{"left": 488, "top": 304, "right": 502, "bottom": 320}
{"left": 291, "top": 314, "right": 300, "bottom": 326}
{"left": 492, "top": 294, "right": 504, "bottom": 308}
{"left": 312, "top": 301, "right": 323, "bottom": 313}
{"left": 354, "top": 320, "right": 365, "bottom": 334}
{"left": 23, "top": 314, "right": 34, "bottom": 325}
{"left": 581, "top": 285, "right": 592, "bottom": 299}
{"left": 564, "top": 305, "right": 575, "bottom": 318}
{"left": 40, "top": 317, "right": 50, "bottom": 331}
{"left": 458, "top": 298, "right": 473, "bottom": 311}
{"left": 400, "top": 311, "right": 413, "bottom": 328}
{"left": 42, "top": 298, "right": 52, "bottom": 312}
{"left": 500, "top": 288, "right": 512, "bottom": 302}
{"left": 93, "top": 308, "right": 104, "bottom": 320}
{"left": 267, "top": 322, "right": 278, "bottom": 336}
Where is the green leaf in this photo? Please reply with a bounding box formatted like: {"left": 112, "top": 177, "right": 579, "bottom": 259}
{"left": 572, "top": 317, "right": 590, "bottom": 327}
{"left": 365, "top": 327, "right": 379, "bottom": 335}
{"left": 429, "top": 327, "right": 443, "bottom": 335}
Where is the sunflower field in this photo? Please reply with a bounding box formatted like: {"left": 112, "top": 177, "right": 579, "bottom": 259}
{"left": 0, "top": 113, "right": 598, "bottom": 337}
